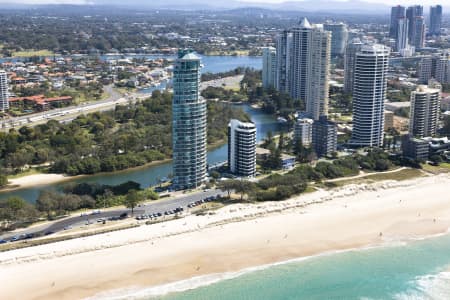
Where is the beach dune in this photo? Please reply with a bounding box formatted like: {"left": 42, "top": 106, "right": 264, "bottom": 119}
{"left": 1, "top": 174, "right": 450, "bottom": 300}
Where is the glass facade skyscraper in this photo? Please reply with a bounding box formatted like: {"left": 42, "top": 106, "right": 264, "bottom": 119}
{"left": 429, "top": 5, "right": 443, "bottom": 36}
{"left": 172, "top": 50, "right": 207, "bottom": 189}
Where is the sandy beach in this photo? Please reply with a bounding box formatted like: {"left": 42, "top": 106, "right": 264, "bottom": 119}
{"left": 1, "top": 174, "right": 450, "bottom": 300}
{"left": 0, "top": 158, "right": 174, "bottom": 193}
{"left": 2, "top": 173, "right": 69, "bottom": 191}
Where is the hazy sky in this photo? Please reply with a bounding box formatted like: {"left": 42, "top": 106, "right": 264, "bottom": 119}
{"left": 242, "top": 0, "right": 445, "bottom": 5}
{"left": 0, "top": 0, "right": 446, "bottom": 6}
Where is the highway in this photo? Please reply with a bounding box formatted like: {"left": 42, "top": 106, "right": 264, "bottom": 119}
{"left": 0, "top": 76, "right": 243, "bottom": 131}
{"left": 0, "top": 85, "right": 133, "bottom": 131}
{"left": 0, "top": 189, "right": 226, "bottom": 242}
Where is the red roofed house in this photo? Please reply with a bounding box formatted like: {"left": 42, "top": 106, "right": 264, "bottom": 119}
{"left": 9, "top": 95, "right": 73, "bottom": 111}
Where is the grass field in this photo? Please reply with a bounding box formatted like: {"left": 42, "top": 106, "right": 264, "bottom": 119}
{"left": 326, "top": 168, "right": 425, "bottom": 187}
{"left": 421, "top": 162, "right": 450, "bottom": 174}
{"left": 12, "top": 50, "right": 55, "bottom": 57}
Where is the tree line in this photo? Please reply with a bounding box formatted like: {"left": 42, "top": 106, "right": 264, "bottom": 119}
{"left": 219, "top": 149, "right": 420, "bottom": 202}
{"left": 0, "top": 180, "right": 157, "bottom": 232}
{"left": 0, "top": 90, "right": 248, "bottom": 177}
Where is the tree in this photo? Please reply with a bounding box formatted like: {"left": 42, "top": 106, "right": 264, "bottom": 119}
{"left": 36, "top": 190, "right": 56, "bottom": 219}
{"left": 375, "top": 159, "right": 391, "bottom": 171}
{"left": 123, "top": 190, "right": 143, "bottom": 216}
{"left": 210, "top": 171, "right": 220, "bottom": 180}
{"left": 442, "top": 116, "right": 450, "bottom": 137}
{"left": 261, "top": 148, "right": 283, "bottom": 170}
{"left": 5, "top": 197, "right": 26, "bottom": 217}
{"left": 0, "top": 196, "right": 38, "bottom": 228}
{"left": 217, "top": 180, "right": 236, "bottom": 198}
{"left": 430, "top": 154, "right": 443, "bottom": 166}
{"left": 293, "top": 139, "right": 313, "bottom": 163}
{"left": 233, "top": 180, "right": 255, "bottom": 202}
{"left": 278, "top": 132, "right": 285, "bottom": 151}
{"left": 0, "top": 174, "right": 7, "bottom": 187}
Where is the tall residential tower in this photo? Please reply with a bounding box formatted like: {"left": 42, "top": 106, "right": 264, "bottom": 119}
{"left": 429, "top": 5, "right": 443, "bottom": 36}
{"left": 344, "top": 38, "right": 363, "bottom": 94}
{"left": 390, "top": 5, "right": 406, "bottom": 38}
{"left": 406, "top": 5, "right": 425, "bottom": 49}
{"left": 323, "top": 22, "right": 348, "bottom": 57}
{"left": 172, "top": 50, "right": 207, "bottom": 189}
{"left": 276, "top": 18, "right": 331, "bottom": 120}
{"left": 350, "top": 44, "right": 390, "bottom": 147}
{"left": 0, "top": 71, "right": 9, "bottom": 112}
{"left": 262, "top": 47, "right": 277, "bottom": 89}
{"left": 409, "top": 85, "right": 441, "bottom": 138}
{"left": 228, "top": 119, "right": 257, "bottom": 177}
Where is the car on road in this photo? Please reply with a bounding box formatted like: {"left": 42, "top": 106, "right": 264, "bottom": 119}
{"left": 23, "top": 233, "right": 34, "bottom": 239}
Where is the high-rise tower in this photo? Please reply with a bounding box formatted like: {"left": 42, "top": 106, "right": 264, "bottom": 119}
{"left": 262, "top": 47, "right": 277, "bottom": 89}
{"left": 276, "top": 18, "right": 330, "bottom": 120}
{"left": 343, "top": 38, "right": 363, "bottom": 94}
{"left": 0, "top": 70, "right": 9, "bottom": 112}
{"left": 350, "top": 44, "right": 390, "bottom": 147}
{"left": 396, "top": 17, "right": 409, "bottom": 52}
{"left": 323, "top": 22, "right": 348, "bottom": 57}
{"left": 406, "top": 5, "right": 425, "bottom": 49}
{"left": 409, "top": 85, "right": 441, "bottom": 138}
{"left": 429, "top": 5, "right": 443, "bottom": 36}
{"left": 390, "top": 6, "right": 406, "bottom": 38}
{"left": 275, "top": 30, "right": 292, "bottom": 94}
{"left": 172, "top": 50, "right": 207, "bottom": 189}
{"left": 228, "top": 119, "right": 257, "bottom": 177}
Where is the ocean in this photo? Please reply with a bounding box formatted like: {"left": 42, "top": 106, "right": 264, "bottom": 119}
{"left": 93, "top": 233, "right": 450, "bottom": 300}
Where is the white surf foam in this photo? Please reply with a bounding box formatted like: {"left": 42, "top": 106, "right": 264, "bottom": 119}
{"left": 85, "top": 242, "right": 402, "bottom": 300}
{"left": 86, "top": 235, "right": 450, "bottom": 300}
{"left": 394, "top": 270, "right": 450, "bottom": 300}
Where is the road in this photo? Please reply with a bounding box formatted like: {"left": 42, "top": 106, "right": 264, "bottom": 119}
{"left": 0, "top": 75, "right": 244, "bottom": 131}
{"left": 0, "top": 189, "right": 225, "bottom": 241}
{"left": 0, "top": 85, "right": 129, "bottom": 131}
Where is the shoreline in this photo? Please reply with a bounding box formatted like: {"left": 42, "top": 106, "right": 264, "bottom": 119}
{"left": 1, "top": 174, "right": 450, "bottom": 299}
{"left": 88, "top": 232, "right": 450, "bottom": 300}
{"left": 0, "top": 137, "right": 230, "bottom": 194}
{"left": 0, "top": 158, "right": 173, "bottom": 193}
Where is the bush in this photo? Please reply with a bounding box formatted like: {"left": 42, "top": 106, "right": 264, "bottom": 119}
{"left": 0, "top": 174, "right": 7, "bottom": 187}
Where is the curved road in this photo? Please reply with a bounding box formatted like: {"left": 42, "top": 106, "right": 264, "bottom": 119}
{"left": 0, "top": 189, "right": 225, "bottom": 241}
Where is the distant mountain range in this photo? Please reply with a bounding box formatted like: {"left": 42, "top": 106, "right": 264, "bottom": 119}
{"left": 91, "top": 0, "right": 392, "bottom": 13}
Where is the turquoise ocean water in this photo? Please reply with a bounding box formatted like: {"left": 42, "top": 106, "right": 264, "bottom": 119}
{"left": 96, "top": 233, "right": 450, "bottom": 300}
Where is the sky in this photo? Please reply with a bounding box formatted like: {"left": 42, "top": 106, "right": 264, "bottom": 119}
{"left": 0, "top": 0, "right": 446, "bottom": 6}
{"left": 242, "top": 0, "right": 444, "bottom": 3}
